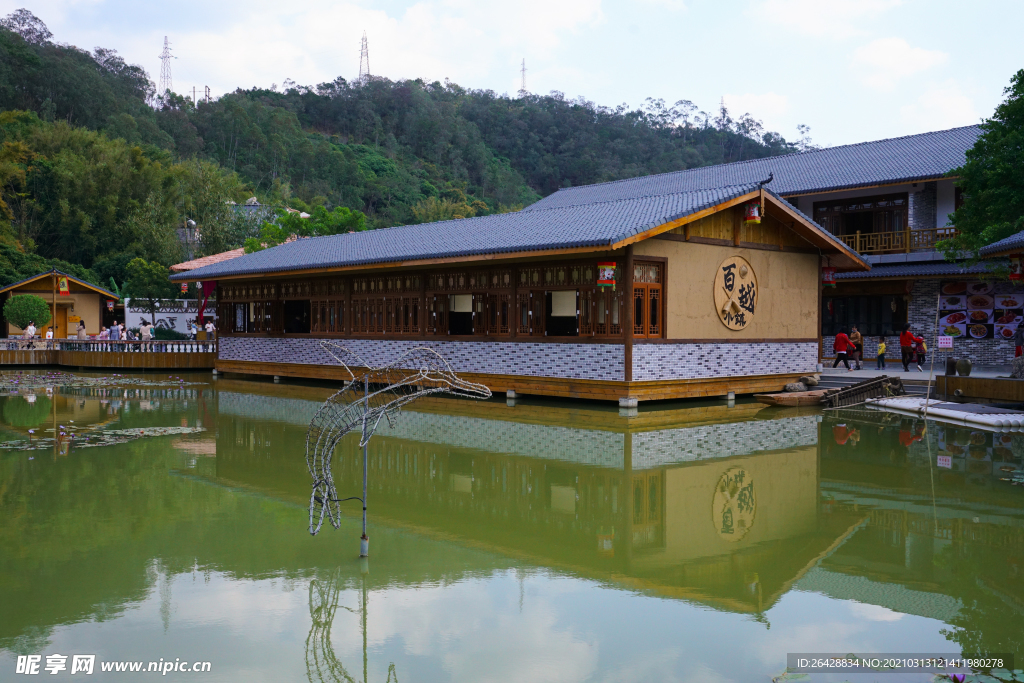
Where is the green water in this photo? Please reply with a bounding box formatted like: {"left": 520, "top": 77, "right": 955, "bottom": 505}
{"left": 1, "top": 372, "right": 1022, "bottom": 682}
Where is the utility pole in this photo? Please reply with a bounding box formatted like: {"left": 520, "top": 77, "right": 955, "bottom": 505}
{"left": 190, "top": 86, "right": 212, "bottom": 107}
{"left": 158, "top": 36, "right": 175, "bottom": 96}
{"left": 519, "top": 58, "right": 527, "bottom": 97}
{"left": 358, "top": 31, "right": 370, "bottom": 82}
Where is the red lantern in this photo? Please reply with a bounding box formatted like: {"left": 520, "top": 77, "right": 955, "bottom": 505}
{"left": 1011, "top": 254, "right": 1024, "bottom": 281}
{"left": 180, "top": 282, "right": 189, "bottom": 293}
{"left": 106, "top": 300, "right": 114, "bottom": 311}
{"left": 743, "top": 201, "right": 761, "bottom": 225}
{"left": 822, "top": 266, "right": 837, "bottom": 287}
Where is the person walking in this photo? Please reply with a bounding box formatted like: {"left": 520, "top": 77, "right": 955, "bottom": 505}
{"left": 833, "top": 328, "right": 852, "bottom": 370}
{"left": 849, "top": 325, "right": 863, "bottom": 370}
{"left": 876, "top": 336, "right": 887, "bottom": 370}
{"left": 76, "top": 320, "right": 87, "bottom": 340}
{"left": 900, "top": 324, "right": 917, "bottom": 372}
{"left": 914, "top": 336, "right": 927, "bottom": 371}
{"left": 190, "top": 321, "right": 198, "bottom": 340}
{"left": 140, "top": 320, "right": 153, "bottom": 344}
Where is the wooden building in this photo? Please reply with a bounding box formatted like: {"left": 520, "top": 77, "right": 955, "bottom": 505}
{"left": 1, "top": 269, "right": 118, "bottom": 338}
{"left": 172, "top": 184, "right": 866, "bottom": 402}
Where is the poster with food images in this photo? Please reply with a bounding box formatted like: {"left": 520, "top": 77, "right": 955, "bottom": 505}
{"left": 938, "top": 280, "right": 1024, "bottom": 340}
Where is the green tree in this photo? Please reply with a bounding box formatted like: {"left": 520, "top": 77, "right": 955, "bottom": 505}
{"left": 244, "top": 205, "right": 366, "bottom": 253}
{"left": 3, "top": 292, "right": 50, "bottom": 329}
{"left": 124, "top": 257, "right": 175, "bottom": 324}
{"left": 941, "top": 69, "right": 1024, "bottom": 259}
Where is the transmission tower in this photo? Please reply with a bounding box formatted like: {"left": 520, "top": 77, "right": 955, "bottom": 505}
{"left": 158, "top": 36, "right": 175, "bottom": 96}
{"left": 358, "top": 31, "right": 370, "bottom": 82}
{"left": 519, "top": 59, "right": 527, "bottom": 96}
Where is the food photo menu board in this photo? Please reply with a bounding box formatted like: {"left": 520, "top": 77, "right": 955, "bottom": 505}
{"left": 939, "top": 280, "right": 1024, "bottom": 341}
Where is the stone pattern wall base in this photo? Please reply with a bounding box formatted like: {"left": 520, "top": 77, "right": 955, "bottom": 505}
{"left": 220, "top": 336, "right": 626, "bottom": 381}
{"left": 632, "top": 342, "right": 818, "bottom": 381}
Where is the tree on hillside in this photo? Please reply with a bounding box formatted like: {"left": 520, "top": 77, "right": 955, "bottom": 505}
{"left": 124, "top": 258, "right": 175, "bottom": 324}
{"left": 941, "top": 69, "right": 1024, "bottom": 260}
{"left": 243, "top": 205, "right": 366, "bottom": 253}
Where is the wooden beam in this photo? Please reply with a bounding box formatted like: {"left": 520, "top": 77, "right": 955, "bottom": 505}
{"left": 733, "top": 206, "right": 742, "bottom": 247}
{"left": 624, "top": 244, "right": 634, "bottom": 384}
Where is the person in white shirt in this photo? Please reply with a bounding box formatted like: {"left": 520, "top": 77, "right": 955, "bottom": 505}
{"left": 44, "top": 327, "right": 53, "bottom": 349}
{"left": 140, "top": 321, "right": 153, "bottom": 342}
{"left": 25, "top": 321, "right": 36, "bottom": 337}
{"left": 204, "top": 320, "right": 216, "bottom": 335}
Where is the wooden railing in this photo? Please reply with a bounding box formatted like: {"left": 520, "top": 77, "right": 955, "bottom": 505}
{"left": 4, "top": 338, "right": 217, "bottom": 353}
{"left": 838, "top": 227, "right": 958, "bottom": 254}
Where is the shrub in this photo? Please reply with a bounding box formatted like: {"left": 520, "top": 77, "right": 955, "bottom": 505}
{"left": 152, "top": 326, "right": 189, "bottom": 340}
{"left": 3, "top": 294, "right": 51, "bottom": 329}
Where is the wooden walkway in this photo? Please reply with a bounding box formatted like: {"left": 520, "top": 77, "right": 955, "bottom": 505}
{"left": 1, "top": 340, "right": 216, "bottom": 370}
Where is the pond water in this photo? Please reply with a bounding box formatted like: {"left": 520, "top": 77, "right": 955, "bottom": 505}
{"left": 0, "top": 371, "right": 1022, "bottom": 682}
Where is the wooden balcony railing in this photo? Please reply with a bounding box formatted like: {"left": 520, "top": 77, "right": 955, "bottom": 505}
{"left": 838, "top": 227, "right": 958, "bottom": 254}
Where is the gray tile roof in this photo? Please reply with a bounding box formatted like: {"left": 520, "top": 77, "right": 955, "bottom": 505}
{"left": 835, "top": 260, "right": 1004, "bottom": 280}
{"left": 525, "top": 126, "right": 979, "bottom": 212}
{"left": 979, "top": 229, "right": 1024, "bottom": 256}
{"left": 176, "top": 184, "right": 830, "bottom": 281}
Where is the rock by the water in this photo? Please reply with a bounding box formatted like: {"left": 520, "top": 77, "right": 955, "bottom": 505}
{"left": 784, "top": 382, "right": 808, "bottom": 392}
{"left": 799, "top": 376, "right": 819, "bottom": 386}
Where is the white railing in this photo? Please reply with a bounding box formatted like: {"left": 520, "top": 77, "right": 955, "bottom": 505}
{"left": 4, "top": 338, "right": 217, "bottom": 353}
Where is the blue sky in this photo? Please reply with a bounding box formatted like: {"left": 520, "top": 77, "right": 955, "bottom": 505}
{"left": 4, "top": 0, "right": 1021, "bottom": 147}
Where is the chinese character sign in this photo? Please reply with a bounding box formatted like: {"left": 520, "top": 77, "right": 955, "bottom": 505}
{"left": 713, "top": 467, "right": 756, "bottom": 541}
{"left": 714, "top": 256, "right": 758, "bottom": 331}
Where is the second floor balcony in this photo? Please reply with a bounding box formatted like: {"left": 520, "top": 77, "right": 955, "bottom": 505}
{"left": 836, "top": 227, "right": 959, "bottom": 255}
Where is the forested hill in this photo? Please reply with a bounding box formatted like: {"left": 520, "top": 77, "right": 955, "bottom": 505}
{"left": 0, "top": 9, "right": 809, "bottom": 288}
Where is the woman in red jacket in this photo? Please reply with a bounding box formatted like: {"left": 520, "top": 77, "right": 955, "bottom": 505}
{"left": 899, "top": 323, "right": 919, "bottom": 372}
{"left": 833, "top": 328, "right": 852, "bottom": 370}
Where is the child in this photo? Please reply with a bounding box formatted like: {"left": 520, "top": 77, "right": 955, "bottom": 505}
{"left": 877, "top": 336, "right": 887, "bottom": 369}
{"left": 914, "top": 337, "right": 927, "bottom": 371}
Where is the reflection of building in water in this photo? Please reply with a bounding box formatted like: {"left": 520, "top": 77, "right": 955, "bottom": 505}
{"left": 817, "top": 410, "right": 1024, "bottom": 628}
{"left": 214, "top": 389, "right": 858, "bottom": 613}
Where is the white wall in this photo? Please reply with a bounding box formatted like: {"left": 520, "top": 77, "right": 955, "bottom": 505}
{"left": 124, "top": 298, "right": 216, "bottom": 332}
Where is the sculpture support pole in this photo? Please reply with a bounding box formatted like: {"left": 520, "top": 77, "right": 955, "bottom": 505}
{"left": 360, "top": 374, "right": 369, "bottom": 557}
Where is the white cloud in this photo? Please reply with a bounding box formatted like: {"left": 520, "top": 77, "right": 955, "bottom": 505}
{"left": 900, "top": 80, "right": 980, "bottom": 131}
{"left": 633, "top": 0, "right": 687, "bottom": 10}
{"left": 852, "top": 37, "right": 947, "bottom": 91}
{"left": 848, "top": 602, "right": 905, "bottom": 622}
{"left": 723, "top": 92, "right": 790, "bottom": 131}
{"left": 746, "top": 0, "right": 902, "bottom": 37}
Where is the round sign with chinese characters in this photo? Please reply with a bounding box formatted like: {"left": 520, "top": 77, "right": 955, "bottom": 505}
{"left": 714, "top": 256, "right": 758, "bottom": 330}
{"left": 713, "top": 467, "right": 756, "bottom": 542}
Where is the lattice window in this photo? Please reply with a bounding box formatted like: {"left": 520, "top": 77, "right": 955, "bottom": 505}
{"left": 530, "top": 292, "right": 545, "bottom": 336}
{"left": 632, "top": 262, "right": 664, "bottom": 338}
{"left": 579, "top": 290, "right": 594, "bottom": 335}
{"left": 517, "top": 293, "right": 530, "bottom": 335}
{"left": 594, "top": 291, "right": 622, "bottom": 336}
{"left": 430, "top": 295, "right": 447, "bottom": 334}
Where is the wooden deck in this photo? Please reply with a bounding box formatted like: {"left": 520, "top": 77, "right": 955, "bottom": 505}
{"left": 1, "top": 340, "right": 216, "bottom": 370}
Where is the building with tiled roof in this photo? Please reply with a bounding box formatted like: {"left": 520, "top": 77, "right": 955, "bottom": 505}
{"left": 172, "top": 180, "right": 865, "bottom": 402}
{"left": 172, "top": 123, "right": 1007, "bottom": 392}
